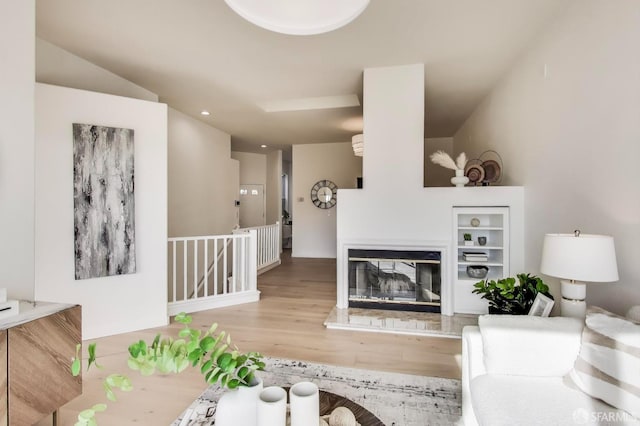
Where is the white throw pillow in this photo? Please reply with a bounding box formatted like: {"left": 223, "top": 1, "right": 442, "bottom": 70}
{"left": 479, "top": 314, "right": 583, "bottom": 377}
{"left": 569, "top": 306, "right": 640, "bottom": 420}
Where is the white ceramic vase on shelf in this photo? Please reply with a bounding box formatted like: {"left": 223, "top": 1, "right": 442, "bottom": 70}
{"left": 451, "top": 169, "right": 469, "bottom": 187}
{"left": 290, "top": 381, "right": 320, "bottom": 426}
{"left": 257, "top": 386, "right": 287, "bottom": 426}
{"left": 215, "top": 376, "right": 263, "bottom": 426}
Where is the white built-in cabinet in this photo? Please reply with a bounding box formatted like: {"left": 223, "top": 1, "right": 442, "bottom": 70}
{"left": 453, "top": 207, "right": 510, "bottom": 314}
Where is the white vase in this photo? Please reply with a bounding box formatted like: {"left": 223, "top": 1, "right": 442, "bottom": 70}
{"left": 257, "top": 386, "right": 287, "bottom": 426}
{"left": 451, "top": 169, "right": 469, "bottom": 187}
{"left": 215, "top": 376, "right": 263, "bottom": 426}
{"left": 289, "top": 381, "right": 319, "bottom": 426}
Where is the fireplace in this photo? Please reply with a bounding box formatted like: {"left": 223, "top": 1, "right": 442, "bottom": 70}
{"left": 348, "top": 248, "right": 442, "bottom": 313}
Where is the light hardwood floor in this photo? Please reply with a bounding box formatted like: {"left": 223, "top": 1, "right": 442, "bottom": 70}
{"left": 39, "top": 252, "right": 462, "bottom": 425}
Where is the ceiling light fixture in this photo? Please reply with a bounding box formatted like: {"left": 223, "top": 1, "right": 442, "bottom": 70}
{"left": 261, "top": 144, "right": 268, "bottom": 148}
{"left": 352, "top": 134, "right": 363, "bottom": 157}
{"left": 200, "top": 110, "right": 210, "bottom": 116}
{"left": 224, "top": 0, "right": 370, "bottom": 35}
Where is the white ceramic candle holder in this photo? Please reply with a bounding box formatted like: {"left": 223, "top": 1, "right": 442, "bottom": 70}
{"left": 257, "top": 386, "right": 287, "bottom": 426}
{"left": 289, "top": 381, "right": 319, "bottom": 426}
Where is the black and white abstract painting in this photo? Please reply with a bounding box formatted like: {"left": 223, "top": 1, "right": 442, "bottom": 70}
{"left": 73, "top": 123, "right": 136, "bottom": 280}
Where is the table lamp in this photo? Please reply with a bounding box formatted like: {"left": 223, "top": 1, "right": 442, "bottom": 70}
{"left": 540, "top": 230, "right": 618, "bottom": 318}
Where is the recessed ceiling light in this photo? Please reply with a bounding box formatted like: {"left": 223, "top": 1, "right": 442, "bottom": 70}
{"left": 201, "top": 110, "right": 210, "bottom": 116}
{"left": 261, "top": 144, "right": 267, "bottom": 148}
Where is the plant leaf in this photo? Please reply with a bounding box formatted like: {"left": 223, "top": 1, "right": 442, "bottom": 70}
{"left": 87, "top": 343, "right": 102, "bottom": 370}
{"left": 91, "top": 403, "right": 107, "bottom": 412}
{"left": 71, "top": 357, "right": 81, "bottom": 377}
{"left": 175, "top": 312, "right": 192, "bottom": 325}
{"left": 200, "top": 336, "right": 216, "bottom": 352}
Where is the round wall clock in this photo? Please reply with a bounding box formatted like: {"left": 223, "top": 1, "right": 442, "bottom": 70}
{"left": 310, "top": 179, "right": 338, "bottom": 209}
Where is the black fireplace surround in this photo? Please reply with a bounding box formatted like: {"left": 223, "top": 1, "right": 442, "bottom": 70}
{"left": 347, "top": 249, "right": 442, "bottom": 313}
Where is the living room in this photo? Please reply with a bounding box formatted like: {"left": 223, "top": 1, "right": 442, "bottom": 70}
{"left": 2, "top": 1, "right": 639, "bottom": 425}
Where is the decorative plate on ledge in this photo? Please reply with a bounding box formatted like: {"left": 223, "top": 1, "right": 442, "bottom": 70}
{"left": 479, "top": 150, "right": 503, "bottom": 185}
{"left": 464, "top": 159, "right": 485, "bottom": 185}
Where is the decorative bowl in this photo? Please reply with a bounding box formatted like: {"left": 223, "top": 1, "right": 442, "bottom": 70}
{"left": 466, "top": 265, "right": 489, "bottom": 279}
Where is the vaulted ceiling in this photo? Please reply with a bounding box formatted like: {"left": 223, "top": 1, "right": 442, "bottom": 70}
{"left": 36, "top": 0, "right": 572, "bottom": 153}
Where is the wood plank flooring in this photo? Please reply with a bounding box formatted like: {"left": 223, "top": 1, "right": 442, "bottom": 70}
{"left": 37, "top": 252, "right": 461, "bottom": 425}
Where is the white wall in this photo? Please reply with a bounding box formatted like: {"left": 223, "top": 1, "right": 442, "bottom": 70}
{"left": 454, "top": 0, "right": 640, "bottom": 314}
{"left": 363, "top": 65, "right": 424, "bottom": 192}
{"left": 266, "top": 150, "right": 283, "bottom": 225}
{"left": 36, "top": 38, "right": 158, "bottom": 102}
{"left": 292, "top": 142, "right": 362, "bottom": 258}
{"left": 0, "top": 0, "right": 35, "bottom": 300}
{"left": 168, "top": 108, "right": 239, "bottom": 237}
{"left": 282, "top": 159, "right": 292, "bottom": 219}
{"left": 35, "top": 83, "right": 168, "bottom": 339}
{"left": 232, "top": 151, "right": 267, "bottom": 227}
{"left": 424, "top": 137, "right": 454, "bottom": 187}
{"left": 231, "top": 152, "right": 267, "bottom": 185}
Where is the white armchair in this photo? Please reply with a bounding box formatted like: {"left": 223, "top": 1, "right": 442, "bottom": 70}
{"left": 462, "top": 314, "right": 639, "bottom": 425}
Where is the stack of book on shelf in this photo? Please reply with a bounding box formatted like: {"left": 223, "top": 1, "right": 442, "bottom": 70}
{"left": 463, "top": 251, "right": 488, "bottom": 262}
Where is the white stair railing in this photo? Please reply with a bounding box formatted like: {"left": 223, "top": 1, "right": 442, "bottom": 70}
{"left": 189, "top": 238, "right": 232, "bottom": 299}
{"left": 233, "top": 221, "right": 281, "bottom": 273}
{"left": 167, "top": 230, "right": 259, "bottom": 316}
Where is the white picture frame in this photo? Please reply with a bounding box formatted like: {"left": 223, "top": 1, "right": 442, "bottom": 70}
{"left": 528, "top": 293, "right": 554, "bottom": 317}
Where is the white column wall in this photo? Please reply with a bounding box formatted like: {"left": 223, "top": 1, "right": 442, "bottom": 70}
{"left": 35, "top": 83, "right": 168, "bottom": 339}
{"left": 0, "top": 0, "right": 35, "bottom": 300}
{"left": 362, "top": 64, "right": 424, "bottom": 192}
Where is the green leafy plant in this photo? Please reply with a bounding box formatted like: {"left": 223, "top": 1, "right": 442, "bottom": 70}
{"left": 472, "top": 273, "right": 553, "bottom": 314}
{"left": 463, "top": 233, "right": 472, "bottom": 241}
{"left": 70, "top": 312, "right": 264, "bottom": 426}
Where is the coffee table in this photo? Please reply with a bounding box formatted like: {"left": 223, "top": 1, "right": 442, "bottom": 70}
{"left": 284, "top": 387, "right": 384, "bottom": 426}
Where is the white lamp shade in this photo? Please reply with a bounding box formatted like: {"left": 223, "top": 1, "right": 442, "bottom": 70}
{"left": 224, "top": 0, "right": 370, "bottom": 35}
{"left": 540, "top": 233, "right": 619, "bottom": 283}
{"left": 352, "top": 133, "right": 363, "bottom": 156}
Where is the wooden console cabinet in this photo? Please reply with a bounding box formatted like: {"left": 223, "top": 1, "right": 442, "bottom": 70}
{"left": 0, "top": 303, "right": 81, "bottom": 425}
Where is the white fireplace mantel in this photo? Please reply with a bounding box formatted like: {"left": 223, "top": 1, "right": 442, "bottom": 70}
{"left": 336, "top": 64, "right": 524, "bottom": 316}
{"left": 336, "top": 186, "right": 525, "bottom": 316}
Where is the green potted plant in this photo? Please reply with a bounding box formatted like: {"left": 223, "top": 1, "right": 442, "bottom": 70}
{"left": 472, "top": 273, "right": 553, "bottom": 314}
{"left": 463, "top": 233, "right": 474, "bottom": 246}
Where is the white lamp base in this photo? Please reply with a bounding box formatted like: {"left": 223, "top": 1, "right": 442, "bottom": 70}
{"left": 560, "top": 280, "right": 587, "bottom": 319}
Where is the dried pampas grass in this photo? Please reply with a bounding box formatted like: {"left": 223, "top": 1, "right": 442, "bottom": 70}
{"left": 430, "top": 150, "right": 467, "bottom": 170}
{"left": 455, "top": 152, "right": 467, "bottom": 170}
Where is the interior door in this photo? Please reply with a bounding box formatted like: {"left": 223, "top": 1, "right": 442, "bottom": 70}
{"left": 239, "top": 184, "right": 265, "bottom": 228}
